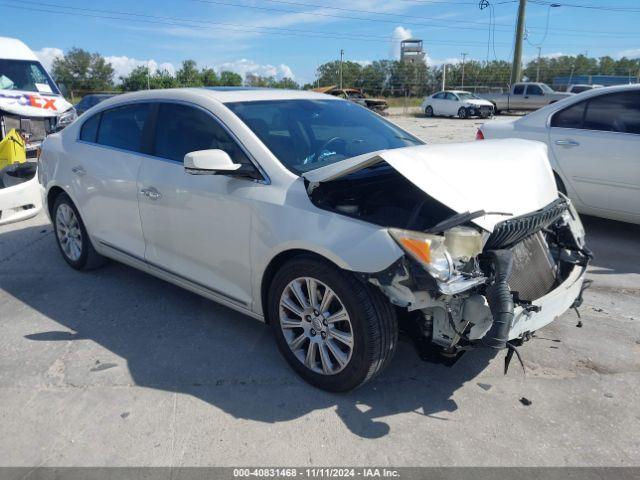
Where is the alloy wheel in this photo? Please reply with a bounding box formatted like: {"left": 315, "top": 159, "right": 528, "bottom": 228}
{"left": 55, "top": 203, "right": 83, "bottom": 262}
{"left": 278, "top": 277, "right": 354, "bottom": 375}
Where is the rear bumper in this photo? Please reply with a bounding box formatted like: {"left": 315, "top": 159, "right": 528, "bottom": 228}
{"left": 0, "top": 173, "right": 43, "bottom": 226}
{"left": 508, "top": 262, "right": 586, "bottom": 339}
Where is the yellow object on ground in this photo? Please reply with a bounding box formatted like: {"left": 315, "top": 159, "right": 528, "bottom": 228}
{"left": 0, "top": 129, "right": 27, "bottom": 170}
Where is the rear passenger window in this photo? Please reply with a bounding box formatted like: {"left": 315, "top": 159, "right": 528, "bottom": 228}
{"left": 79, "top": 113, "right": 100, "bottom": 142}
{"left": 513, "top": 85, "right": 525, "bottom": 95}
{"left": 152, "top": 103, "right": 250, "bottom": 164}
{"left": 96, "top": 103, "right": 150, "bottom": 152}
{"left": 583, "top": 91, "right": 640, "bottom": 134}
{"left": 551, "top": 101, "right": 586, "bottom": 129}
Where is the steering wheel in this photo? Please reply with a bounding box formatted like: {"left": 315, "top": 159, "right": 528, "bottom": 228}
{"left": 307, "top": 136, "right": 347, "bottom": 164}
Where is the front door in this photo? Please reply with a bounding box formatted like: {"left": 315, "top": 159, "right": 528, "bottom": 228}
{"left": 137, "top": 102, "right": 257, "bottom": 308}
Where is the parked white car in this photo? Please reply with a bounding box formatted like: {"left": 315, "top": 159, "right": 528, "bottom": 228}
{"left": 421, "top": 90, "right": 494, "bottom": 119}
{"left": 39, "top": 88, "right": 590, "bottom": 391}
{"left": 478, "top": 84, "right": 640, "bottom": 225}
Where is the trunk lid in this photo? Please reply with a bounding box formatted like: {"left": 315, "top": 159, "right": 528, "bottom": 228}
{"left": 302, "top": 139, "right": 558, "bottom": 232}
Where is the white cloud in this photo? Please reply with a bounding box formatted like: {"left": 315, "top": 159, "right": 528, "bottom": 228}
{"left": 35, "top": 47, "right": 63, "bottom": 71}
{"left": 215, "top": 59, "right": 295, "bottom": 80}
{"left": 617, "top": 48, "right": 640, "bottom": 59}
{"left": 390, "top": 26, "right": 413, "bottom": 60}
{"left": 105, "top": 55, "right": 176, "bottom": 80}
{"left": 522, "top": 51, "right": 566, "bottom": 63}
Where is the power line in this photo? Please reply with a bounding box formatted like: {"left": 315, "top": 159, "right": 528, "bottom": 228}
{"left": 529, "top": 0, "right": 640, "bottom": 12}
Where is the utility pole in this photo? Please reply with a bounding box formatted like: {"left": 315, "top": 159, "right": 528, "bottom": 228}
{"left": 339, "top": 49, "right": 344, "bottom": 89}
{"left": 442, "top": 64, "right": 446, "bottom": 91}
{"left": 536, "top": 46, "right": 542, "bottom": 82}
{"left": 147, "top": 61, "right": 151, "bottom": 90}
{"left": 510, "top": 0, "right": 527, "bottom": 86}
{"left": 460, "top": 53, "right": 468, "bottom": 89}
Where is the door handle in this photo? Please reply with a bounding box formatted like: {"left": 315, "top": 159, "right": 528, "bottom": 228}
{"left": 141, "top": 187, "right": 162, "bottom": 200}
{"left": 555, "top": 139, "right": 580, "bottom": 147}
{"left": 71, "top": 166, "right": 86, "bottom": 176}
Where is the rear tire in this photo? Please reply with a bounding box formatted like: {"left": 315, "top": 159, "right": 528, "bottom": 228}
{"left": 424, "top": 105, "right": 434, "bottom": 117}
{"left": 52, "top": 193, "right": 106, "bottom": 270}
{"left": 268, "top": 256, "right": 397, "bottom": 392}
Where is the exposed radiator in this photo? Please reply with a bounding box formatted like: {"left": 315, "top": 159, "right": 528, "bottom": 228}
{"left": 509, "top": 232, "right": 557, "bottom": 301}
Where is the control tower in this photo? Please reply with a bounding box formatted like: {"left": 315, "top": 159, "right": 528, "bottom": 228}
{"left": 400, "top": 39, "right": 425, "bottom": 64}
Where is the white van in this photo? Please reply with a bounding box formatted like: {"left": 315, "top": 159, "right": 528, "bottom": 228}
{"left": 0, "top": 37, "right": 76, "bottom": 225}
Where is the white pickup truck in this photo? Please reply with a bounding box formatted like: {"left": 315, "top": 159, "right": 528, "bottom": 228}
{"left": 480, "top": 82, "right": 572, "bottom": 114}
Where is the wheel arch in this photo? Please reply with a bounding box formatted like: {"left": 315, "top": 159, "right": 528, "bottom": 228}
{"left": 46, "top": 185, "right": 67, "bottom": 218}
{"left": 260, "top": 249, "right": 347, "bottom": 324}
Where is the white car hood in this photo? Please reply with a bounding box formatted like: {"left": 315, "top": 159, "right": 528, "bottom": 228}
{"left": 466, "top": 99, "right": 493, "bottom": 107}
{"left": 0, "top": 89, "right": 72, "bottom": 117}
{"left": 303, "top": 139, "right": 558, "bottom": 232}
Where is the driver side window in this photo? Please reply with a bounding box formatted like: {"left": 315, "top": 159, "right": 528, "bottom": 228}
{"left": 152, "top": 103, "right": 250, "bottom": 164}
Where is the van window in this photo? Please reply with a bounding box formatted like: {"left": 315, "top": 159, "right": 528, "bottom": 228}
{"left": 152, "top": 103, "right": 250, "bottom": 164}
{"left": 513, "top": 85, "right": 525, "bottom": 95}
{"left": 0, "top": 59, "right": 58, "bottom": 94}
{"left": 79, "top": 113, "right": 101, "bottom": 143}
{"left": 96, "top": 103, "right": 150, "bottom": 153}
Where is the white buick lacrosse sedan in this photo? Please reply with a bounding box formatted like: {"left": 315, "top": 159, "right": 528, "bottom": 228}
{"left": 39, "top": 88, "right": 591, "bottom": 391}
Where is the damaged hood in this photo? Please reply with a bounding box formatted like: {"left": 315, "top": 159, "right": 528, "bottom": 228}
{"left": 0, "top": 90, "right": 73, "bottom": 117}
{"left": 303, "top": 139, "right": 558, "bottom": 232}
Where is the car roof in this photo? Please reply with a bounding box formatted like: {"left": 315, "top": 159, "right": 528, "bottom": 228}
{"left": 94, "top": 87, "right": 339, "bottom": 105}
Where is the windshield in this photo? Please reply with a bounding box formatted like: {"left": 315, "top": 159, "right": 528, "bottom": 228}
{"left": 539, "top": 83, "right": 555, "bottom": 93}
{"left": 456, "top": 92, "right": 479, "bottom": 100}
{"left": 226, "top": 99, "right": 423, "bottom": 174}
{"left": 0, "top": 59, "right": 59, "bottom": 94}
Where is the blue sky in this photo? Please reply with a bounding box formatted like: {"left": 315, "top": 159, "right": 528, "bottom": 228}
{"left": 2, "top": 0, "right": 639, "bottom": 84}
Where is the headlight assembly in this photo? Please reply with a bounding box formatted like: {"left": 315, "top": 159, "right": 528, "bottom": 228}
{"left": 56, "top": 108, "right": 77, "bottom": 129}
{"left": 389, "top": 226, "right": 484, "bottom": 283}
{"left": 388, "top": 228, "right": 454, "bottom": 281}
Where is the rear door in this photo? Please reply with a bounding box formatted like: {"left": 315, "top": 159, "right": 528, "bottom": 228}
{"left": 549, "top": 90, "right": 640, "bottom": 218}
{"left": 430, "top": 92, "right": 446, "bottom": 115}
{"left": 136, "top": 102, "right": 257, "bottom": 308}
{"left": 71, "top": 103, "right": 151, "bottom": 257}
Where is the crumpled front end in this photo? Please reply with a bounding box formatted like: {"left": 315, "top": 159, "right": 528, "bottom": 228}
{"left": 368, "top": 195, "right": 590, "bottom": 355}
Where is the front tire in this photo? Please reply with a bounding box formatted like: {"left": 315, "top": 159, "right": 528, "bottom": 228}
{"left": 424, "top": 105, "right": 434, "bottom": 117}
{"left": 52, "top": 193, "right": 105, "bottom": 270}
{"left": 268, "top": 257, "right": 397, "bottom": 392}
{"left": 458, "top": 107, "right": 468, "bottom": 119}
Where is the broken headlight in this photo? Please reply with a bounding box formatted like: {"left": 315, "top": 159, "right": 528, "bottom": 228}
{"left": 389, "top": 227, "right": 483, "bottom": 282}
{"left": 56, "top": 107, "right": 77, "bottom": 129}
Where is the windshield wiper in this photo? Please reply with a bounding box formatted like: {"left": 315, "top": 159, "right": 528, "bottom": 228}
{"left": 394, "top": 135, "right": 422, "bottom": 144}
{"left": 426, "top": 210, "right": 512, "bottom": 233}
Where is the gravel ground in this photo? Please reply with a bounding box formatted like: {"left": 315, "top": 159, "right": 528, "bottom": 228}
{"left": 0, "top": 114, "right": 639, "bottom": 467}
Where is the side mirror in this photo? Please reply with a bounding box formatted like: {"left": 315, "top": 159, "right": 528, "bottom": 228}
{"left": 184, "top": 149, "right": 241, "bottom": 175}
{"left": 58, "top": 83, "right": 68, "bottom": 97}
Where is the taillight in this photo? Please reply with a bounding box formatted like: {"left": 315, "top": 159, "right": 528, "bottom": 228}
{"left": 475, "top": 129, "right": 484, "bottom": 140}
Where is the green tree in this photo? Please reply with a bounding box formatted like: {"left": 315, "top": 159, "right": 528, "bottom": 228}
{"left": 218, "top": 71, "right": 242, "bottom": 86}
{"left": 200, "top": 68, "right": 218, "bottom": 86}
{"left": 51, "top": 47, "right": 114, "bottom": 93}
{"left": 176, "top": 59, "right": 201, "bottom": 87}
